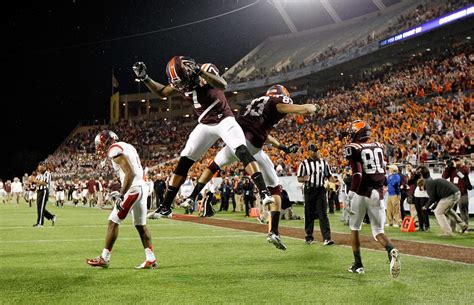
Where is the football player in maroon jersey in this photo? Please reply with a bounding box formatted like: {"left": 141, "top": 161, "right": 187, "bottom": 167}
{"left": 344, "top": 120, "right": 400, "bottom": 278}
{"left": 180, "top": 85, "right": 319, "bottom": 250}
{"left": 133, "top": 57, "right": 276, "bottom": 219}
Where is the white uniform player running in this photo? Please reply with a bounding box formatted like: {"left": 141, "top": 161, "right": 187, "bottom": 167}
{"left": 86, "top": 131, "right": 157, "bottom": 269}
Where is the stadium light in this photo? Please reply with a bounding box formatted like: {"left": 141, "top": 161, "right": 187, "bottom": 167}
{"left": 184, "top": 114, "right": 190, "bottom": 118}
{"left": 467, "top": 36, "right": 471, "bottom": 40}
{"left": 122, "top": 103, "right": 126, "bottom": 106}
{"left": 141, "top": 99, "right": 146, "bottom": 103}
{"left": 162, "top": 97, "right": 168, "bottom": 100}
{"left": 135, "top": 78, "right": 140, "bottom": 82}
{"left": 234, "top": 108, "right": 238, "bottom": 112}
{"left": 340, "top": 72, "right": 344, "bottom": 76}
{"left": 233, "top": 91, "right": 238, "bottom": 94}
{"left": 426, "top": 48, "right": 431, "bottom": 51}
{"left": 166, "top": 108, "right": 170, "bottom": 111}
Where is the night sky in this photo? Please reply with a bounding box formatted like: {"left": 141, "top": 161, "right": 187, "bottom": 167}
{"left": 0, "top": 0, "right": 293, "bottom": 179}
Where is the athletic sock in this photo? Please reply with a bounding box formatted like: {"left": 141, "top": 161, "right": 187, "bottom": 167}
{"left": 145, "top": 247, "right": 156, "bottom": 262}
{"left": 189, "top": 182, "right": 206, "bottom": 200}
{"left": 161, "top": 185, "right": 179, "bottom": 210}
{"left": 251, "top": 172, "right": 267, "bottom": 194}
{"left": 101, "top": 248, "right": 111, "bottom": 261}
{"left": 385, "top": 243, "right": 394, "bottom": 261}
{"left": 270, "top": 211, "right": 281, "bottom": 235}
{"left": 353, "top": 250, "right": 362, "bottom": 266}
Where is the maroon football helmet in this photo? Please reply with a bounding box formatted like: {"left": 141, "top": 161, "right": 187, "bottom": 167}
{"left": 166, "top": 56, "right": 199, "bottom": 92}
{"left": 266, "top": 84, "right": 290, "bottom": 98}
{"left": 94, "top": 130, "right": 119, "bottom": 157}
{"left": 347, "top": 120, "right": 371, "bottom": 143}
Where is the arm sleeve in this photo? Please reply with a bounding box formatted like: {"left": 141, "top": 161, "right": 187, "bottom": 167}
{"left": 297, "top": 162, "right": 306, "bottom": 177}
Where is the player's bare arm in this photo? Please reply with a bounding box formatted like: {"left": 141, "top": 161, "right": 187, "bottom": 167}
{"left": 29, "top": 177, "right": 47, "bottom": 186}
{"left": 113, "top": 154, "right": 135, "bottom": 195}
{"left": 133, "top": 61, "right": 176, "bottom": 98}
{"left": 276, "top": 103, "right": 319, "bottom": 114}
{"left": 200, "top": 70, "right": 227, "bottom": 91}
{"left": 265, "top": 135, "right": 300, "bottom": 154}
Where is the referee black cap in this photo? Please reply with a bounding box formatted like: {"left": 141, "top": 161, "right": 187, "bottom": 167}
{"left": 308, "top": 144, "right": 318, "bottom": 152}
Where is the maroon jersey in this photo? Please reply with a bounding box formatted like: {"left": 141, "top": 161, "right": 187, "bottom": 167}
{"left": 344, "top": 142, "right": 386, "bottom": 198}
{"left": 181, "top": 63, "right": 233, "bottom": 125}
{"left": 237, "top": 95, "right": 293, "bottom": 148}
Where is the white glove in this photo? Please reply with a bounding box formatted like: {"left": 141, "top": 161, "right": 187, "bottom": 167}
{"left": 133, "top": 62, "right": 148, "bottom": 81}
{"left": 109, "top": 191, "right": 124, "bottom": 211}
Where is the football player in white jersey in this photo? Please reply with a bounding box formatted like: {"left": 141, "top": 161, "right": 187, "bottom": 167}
{"left": 86, "top": 131, "right": 157, "bottom": 269}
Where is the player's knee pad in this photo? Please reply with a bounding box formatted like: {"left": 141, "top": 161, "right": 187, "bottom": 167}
{"left": 234, "top": 145, "right": 255, "bottom": 167}
{"left": 268, "top": 185, "right": 282, "bottom": 196}
{"left": 174, "top": 156, "right": 195, "bottom": 177}
{"left": 208, "top": 161, "right": 221, "bottom": 174}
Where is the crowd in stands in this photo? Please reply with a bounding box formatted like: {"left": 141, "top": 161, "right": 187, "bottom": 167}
{"left": 225, "top": 0, "right": 470, "bottom": 83}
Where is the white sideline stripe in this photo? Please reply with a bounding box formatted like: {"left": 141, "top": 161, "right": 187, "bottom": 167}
{"left": 0, "top": 234, "right": 260, "bottom": 244}
{"left": 0, "top": 222, "right": 187, "bottom": 230}
{"left": 180, "top": 220, "right": 474, "bottom": 266}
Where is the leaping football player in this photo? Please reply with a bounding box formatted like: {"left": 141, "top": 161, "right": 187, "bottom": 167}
{"left": 344, "top": 120, "right": 400, "bottom": 278}
{"left": 133, "top": 57, "right": 276, "bottom": 219}
{"left": 180, "top": 85, "right": 319, "bottom": 250}
{"left": 86, "top": 131, "right": 157, "bottom": 269}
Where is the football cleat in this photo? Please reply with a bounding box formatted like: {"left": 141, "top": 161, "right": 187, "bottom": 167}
{"left": 180, "top": 197, "right": 195, "bottom": 209}
{"left": 52, "top": 215, "right": 57, "bottom": 226}
{"left": 323, "top": 239, "right": 334, "bottom": 246}
{"left": 135, "top": 260, "right": 158, "bottom": 269}
{"left": 348, "top": 263, "right": 365, "bottom": 274}
{"left": 261, "top": 191, "right": 275, "bottom": 206}
{"left": 86, "top": 256, "right": 109, "bottom": 268}
{"left": 389, "top": 249, "right": 401, "bottom": 279}
{"left": 148, "top": 208, "right": 173, "bottom": 219}
{"left": 267, "top": 233, "right": 287, "bottom": 251}
{"left": 460, "top": 224, "right": 469, "bottom": 234}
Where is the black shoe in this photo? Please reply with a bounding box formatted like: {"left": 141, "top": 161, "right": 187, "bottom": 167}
{"left": 305, "top": 237, "right": 314, "bottom": 245}
{"left": 323, "top": 239, "right": 334, "bottom": 246}
{"left": 348, "top": 263, "right": 364, "bottom": 274}
{"left": 52, "top": 215, "right": 57, "bottom": 226}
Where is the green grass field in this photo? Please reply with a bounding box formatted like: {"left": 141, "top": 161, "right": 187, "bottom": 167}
{"left": 1, "top": 201, "right": 473, "bottom": 304}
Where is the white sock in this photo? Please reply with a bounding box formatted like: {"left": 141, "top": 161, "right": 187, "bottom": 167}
{"left": 101, "top": 248, "right": 111, "bottom": 261}
{"left": 145, "top": 247, "right": 156, "bottom": 262}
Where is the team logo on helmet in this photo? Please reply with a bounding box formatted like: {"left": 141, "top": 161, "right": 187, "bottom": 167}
{"left": 266, "top": 84, "right": 290, "bottom": 98}
{"left": 347, "top": 120, "right": 371, "bottom": 143}
{"left": 94, "top": 130, "right": 119, "bottom": 157}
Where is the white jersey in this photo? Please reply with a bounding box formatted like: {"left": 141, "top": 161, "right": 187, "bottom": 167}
{"left": 107, "top": 141, "right": 145, "bottom": 187}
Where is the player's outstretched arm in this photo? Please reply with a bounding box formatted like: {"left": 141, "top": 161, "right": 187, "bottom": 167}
{"left": 265, "top": 135, "right": 299, "bottom": 154}
{"left": 113, "top": 155, "right": 135, "bottom": 196}
{"left": 200, "top": 70, "right": 227, "bottom": 91}
{"left": 276, "top": 103, "right": 320, "bottom": 114}
{"left": 133, "top": 62, "right": 176, "bottom": 98}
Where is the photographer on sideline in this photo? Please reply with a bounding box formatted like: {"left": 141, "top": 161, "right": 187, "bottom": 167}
{"left": 416, "top": 166, "right": 468, "bottom": 236}
{"left": 442, "top": 158, "right": 472, "bottom": 229}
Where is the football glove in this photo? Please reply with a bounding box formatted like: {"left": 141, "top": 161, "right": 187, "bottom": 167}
{"left": 182, "top": 59, "right": 201, "bottom": 77}
{"left": 133, "top": 62, "right": 148, "bottom": 81}
{"left": 279, "top": 143, "right": 300, "bottom": 154}
{"left": 109, "top": 191, "right": 124, "bottom": 211}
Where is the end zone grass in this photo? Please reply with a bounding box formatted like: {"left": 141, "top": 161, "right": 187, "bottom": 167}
{"left": 1, "top": 203, "right": 473, "bottom": 304}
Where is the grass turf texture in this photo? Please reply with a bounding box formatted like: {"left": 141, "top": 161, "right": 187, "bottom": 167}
{"left": 1, "top": 201, "right": 473, "bottom": 304}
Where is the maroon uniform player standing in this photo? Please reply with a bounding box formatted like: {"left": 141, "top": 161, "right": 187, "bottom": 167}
{"left": 132, "top": 57, "right": 275, "bottom": 219}
{"left": 181, "top": 85, "right": 319, "bottom": 250}
{"left": 344, "top": 120, "right": 400, "bottom": 278}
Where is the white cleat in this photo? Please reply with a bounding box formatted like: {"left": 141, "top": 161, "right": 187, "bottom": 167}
{"left": 180, "top": 198, "right": 194, "bottom": 209}
{"left": 261, "top": 193, "right": 275, "bottom": 206}
{"left": 147, "top": 211, "right": 160, "bottom": 219}
{"left": 135, "top": 260, "right": 158, "bottom": 269}
{"left": 390, "top": 248, "right": 401, "bottom": 279}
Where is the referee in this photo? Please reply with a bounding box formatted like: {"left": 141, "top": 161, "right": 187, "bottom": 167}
{"left": 297, "top": 144, "right": 334, "bottom": 245}
{"left": 30, "top": 162, "right": 56, "bottom": 227}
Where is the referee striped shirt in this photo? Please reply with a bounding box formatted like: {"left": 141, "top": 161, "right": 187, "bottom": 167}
{"left": 297, "top": 158, "right": 331, "bottom": 188}
{"left": 37, "top": 171, "right": 51, "bottom": 191}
